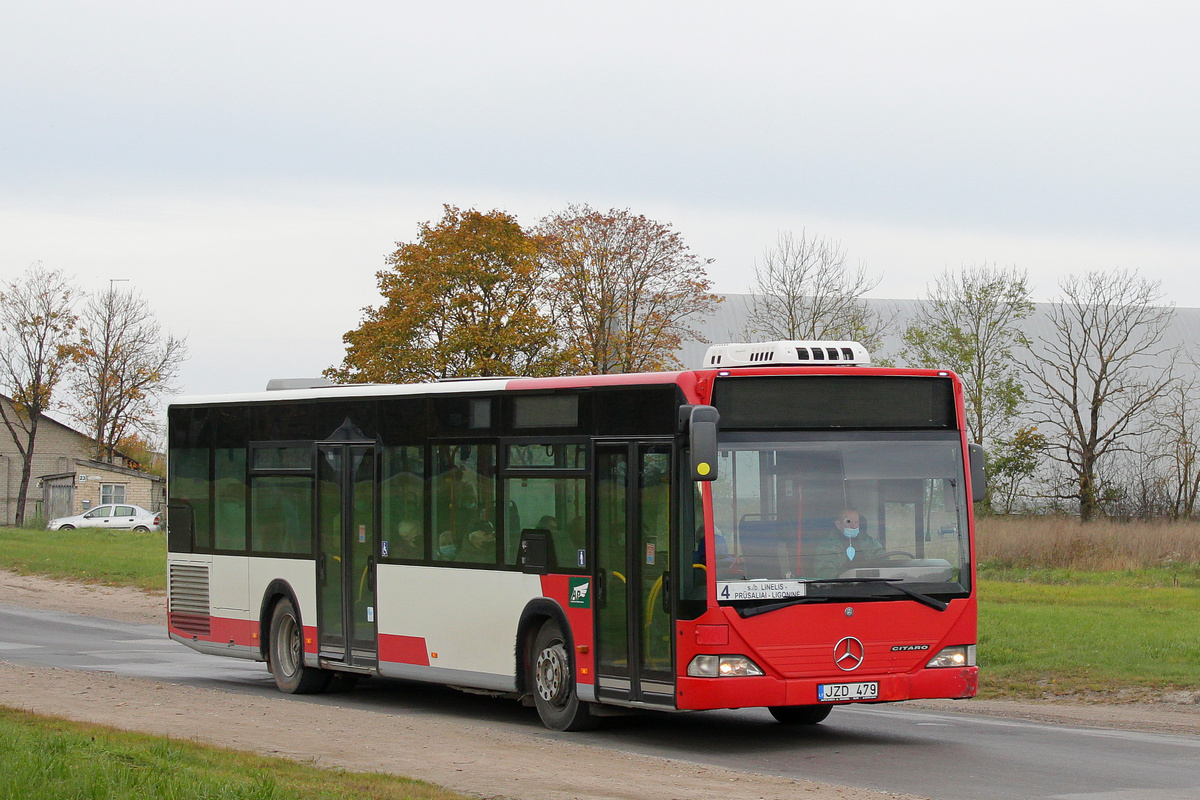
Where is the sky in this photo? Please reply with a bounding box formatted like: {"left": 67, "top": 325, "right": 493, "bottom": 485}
{"left": 2, "top": 1, "right": 1199, "bottom": 402}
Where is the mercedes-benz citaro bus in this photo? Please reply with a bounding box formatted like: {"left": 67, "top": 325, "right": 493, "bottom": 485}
{"left": 166, "top": 340, "right": 982, "bottom": 730}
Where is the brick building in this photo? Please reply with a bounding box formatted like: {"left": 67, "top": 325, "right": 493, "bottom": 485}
{"left": 0, "top": 394, "right": 163, "bottom": 525}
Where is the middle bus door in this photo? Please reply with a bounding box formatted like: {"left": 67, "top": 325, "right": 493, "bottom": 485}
{"left": 316, "top": 443, "right": 377, "bottom": 670}
{"left": 594, "top": 441, "right": 676, "bottom": 708}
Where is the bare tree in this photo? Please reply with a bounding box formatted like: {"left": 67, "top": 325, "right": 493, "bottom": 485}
{"left": 742, "top": 230, "right": 887, "bottom": 352}
{"left": 0, "top": 264, "right": 78, "bottom": 525}
{"left": 70, "top": 285, "right": 188, "bottom": 463}
{"left": 902, "top": 265, "right": 1034, "bottom": 450}
{"left": 1139, "top": 374, "right": 1200, "bottom": 520}
{"left": 1027, "top": 269, "right": 1176, "bottom": 521}
{"left": 539, "top": 205, "right": 721, "bottom": 374}
{"left": 1092, "top": 440, "right": 1175, "bottom": 521}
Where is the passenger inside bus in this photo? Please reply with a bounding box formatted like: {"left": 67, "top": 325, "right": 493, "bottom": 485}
{"left": 393, "top": 520, "right": 423, "bottom": 559}
{"left": 437, "top": 530, "right": 458, "bottom": 560}
{"left": 457, "top": 520, "right": 497, "bottom": 563}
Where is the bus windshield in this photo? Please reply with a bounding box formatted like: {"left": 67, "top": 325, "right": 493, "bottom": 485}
{"left": 710, "top": 431, "right": 970, "bottom": 603}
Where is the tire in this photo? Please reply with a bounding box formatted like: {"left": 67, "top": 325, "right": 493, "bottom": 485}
{"left": 133, "top": 526, "right": 150, "bottom": 532}
{"left": 268, "top": 597, "right": 331, "bottom": 694}
{"left": 59, "top": 525, "right": 75, "bottom": 530}
{"left": 530, "top": 619, "right": 596, "bottom": 731}
{"left": 769, "top": 704, "right": 833, "bottom": 725}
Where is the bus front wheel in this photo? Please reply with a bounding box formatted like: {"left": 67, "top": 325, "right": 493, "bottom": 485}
{"left": 531, "top": 620, "right": 596, "bottom": 731}
{"left": 769, "top": 704, "right": 832, "bottom": 725}
{"left": 268, "top": 597, "right": 330, "bottom": 694}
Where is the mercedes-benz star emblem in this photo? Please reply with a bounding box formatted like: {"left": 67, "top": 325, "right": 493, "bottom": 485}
{"left": 834, "top": 636, "right": 865, "bottom": 671}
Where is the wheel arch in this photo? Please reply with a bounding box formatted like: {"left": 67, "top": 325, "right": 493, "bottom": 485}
{"left": 514, "top": 598, "right": 572, "bottom": 696}
{"left": 258, "top": 579, "right": 303, "bottom": 662}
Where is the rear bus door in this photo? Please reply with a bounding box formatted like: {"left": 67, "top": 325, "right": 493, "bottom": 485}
{"left": 594, "top": 441, "right": 676, "bottom": 707}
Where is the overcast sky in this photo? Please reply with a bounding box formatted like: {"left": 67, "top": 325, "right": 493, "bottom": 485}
{"left": 2, "top": 2, "right": 1199, "bottom": 400}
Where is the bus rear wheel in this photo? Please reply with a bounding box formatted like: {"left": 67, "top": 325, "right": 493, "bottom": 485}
{"left": 769, "top": 704, "right": 832, "bottom": 725}
{"left": 531, "top": 619, "right": 596, "bottom": 731}
{"left": 268, "top": 597, "right": 331, "bottom": 694}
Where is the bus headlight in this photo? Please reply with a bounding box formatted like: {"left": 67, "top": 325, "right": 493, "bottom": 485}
{"left": 926, "top": 645, "right": 976, "bottom": 668}
{"left": 686, "top": 655, "right": 765, "bottom": 677}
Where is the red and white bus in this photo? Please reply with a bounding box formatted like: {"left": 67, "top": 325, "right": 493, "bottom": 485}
{"left": 167, "top": 341, "right": 981, "bottom": 730}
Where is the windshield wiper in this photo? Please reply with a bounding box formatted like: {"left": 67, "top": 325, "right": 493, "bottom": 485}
{"left": 737, "top": 577, "right": 948, "bottom": 617}
{"left": 835, "top": 577, "right": 949, "bottom": 612}
{"left": 738, "top": 596, "right": 819, "bottom": 617}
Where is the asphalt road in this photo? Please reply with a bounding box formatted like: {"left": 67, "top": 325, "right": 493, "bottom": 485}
{"left": 2, "top": 602, "right": 1199, "bottom": 800}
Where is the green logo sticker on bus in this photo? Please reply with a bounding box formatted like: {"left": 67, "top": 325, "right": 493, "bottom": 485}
{"left": 568, "top": 577, "right": 591, "bottom": 608}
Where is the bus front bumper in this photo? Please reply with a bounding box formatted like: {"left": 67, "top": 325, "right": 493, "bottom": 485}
{"left": 675, "top": 666, "right": 978, "bottom": 711}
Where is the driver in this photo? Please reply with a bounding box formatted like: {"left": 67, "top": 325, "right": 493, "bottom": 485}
{"left": 810, "top": 509, "right": 885, "bottom": 578}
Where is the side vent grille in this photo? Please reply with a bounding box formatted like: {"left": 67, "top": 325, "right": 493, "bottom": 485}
{"left": 168, "top": 563, "right": 211, "bottom": 636}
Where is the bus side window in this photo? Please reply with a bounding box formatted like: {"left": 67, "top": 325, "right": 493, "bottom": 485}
{"left": 504, "top": 476, "right": 585, "bottom": 569}
{"left": 381, "top": 446, "right": 425, "bottom": 560}
{"left": 169, "top": 446, "right": 211, "bottom": 551}
{"left": 432, "top": 444, "right": 497, "bottom": 564}
{"left": 213, "top": 447, "right": 247, "bottom": 552}
{"left": 250, "top": 475, "right": 312, "bottom": 555}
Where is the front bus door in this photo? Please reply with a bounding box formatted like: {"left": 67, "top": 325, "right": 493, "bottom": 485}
{"left": 594, "top": 441, "right": 676, "bottom": 707}
{"left": 316, "top": 443, "right": 377, "bottom": 669}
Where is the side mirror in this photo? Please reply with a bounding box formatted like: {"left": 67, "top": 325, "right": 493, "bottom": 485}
{"left": 686, "top": 405, "right": 719, "bottom": 481}
{"left": 968, "top": 444, "right": 987, "bottom": 504}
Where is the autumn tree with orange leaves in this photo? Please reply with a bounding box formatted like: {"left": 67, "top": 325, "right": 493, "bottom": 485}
{"left": 332, "top": 204, "right": 720, "bottom": 382}
{"left": 539, "top": 205, "right": 721, "bottom": 374}
{"left": 328, "top": 206, "right": 570, "bottom": 383}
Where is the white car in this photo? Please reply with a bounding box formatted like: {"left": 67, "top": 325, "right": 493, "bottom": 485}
{"left": 47, "top": 504, "right": 161, "bottom": 532}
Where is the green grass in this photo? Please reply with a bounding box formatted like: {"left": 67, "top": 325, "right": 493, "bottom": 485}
{"left": 0, "top": 526, "right": 166, "bottom": 592}
{"left": 977, "top": 577, "right": 1200, "bottom": 699}
{"left": 0, "top": 707, "right": 467, "bottom": 800}
{"left": 978, "top": 563, "right": 1200, "bottom": 588}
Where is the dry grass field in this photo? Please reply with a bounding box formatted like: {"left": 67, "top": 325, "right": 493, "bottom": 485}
{"left": 976, "top": 515, "right": 1200, "bottom": 575}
